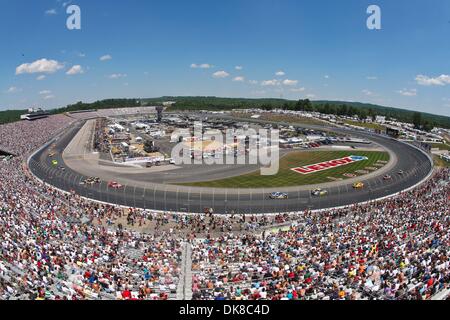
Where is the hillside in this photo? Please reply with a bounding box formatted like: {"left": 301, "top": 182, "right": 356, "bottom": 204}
{"left": 1, "top": 96, "right": 449, "bottom": 129}
{"left": 0, "top": 109, "right": 27, "bottom": 125}
{"left": 158, "top": 96, "right": 450, "bottom": 129}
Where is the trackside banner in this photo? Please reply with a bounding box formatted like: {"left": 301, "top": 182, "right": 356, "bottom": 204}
{"left": 291, "top": 155, "right": 369, "bottom": 174}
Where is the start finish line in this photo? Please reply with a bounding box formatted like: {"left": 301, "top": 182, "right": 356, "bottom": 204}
{"left": 291, "top": 155, "right": 369, "bottom": 175}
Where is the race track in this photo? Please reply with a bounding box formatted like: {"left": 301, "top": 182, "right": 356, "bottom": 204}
{"left": 28, "top": 117, "right": 433, "bottom": 214}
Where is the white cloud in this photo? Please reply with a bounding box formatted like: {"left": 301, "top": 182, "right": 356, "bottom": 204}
{"left": 100, "top": 54, "right": 112, "bottom": 61}
{"left": 415, "top": 74, "right": 450, "bottom": 86}
{"left": 306, "top": 94, "right": 316, "bottom": 99}
{"left": 16, "top": 59, "right": 64, "bottom": 75}
{"left": 66, "top": 65, "right": 84, "bottom": 75}
{"left": 282, "top": 79, "right": 298, "bottom": 86}
{"left": 36, "top": 75, "right": 46, "bottom": 81}
{"left": 324, "top": 75, "right": 330, "bottom": 79}
{"left": 212, "top": 70, "right": 230, "bottom": 78}
{"left": 261, "top": 79, "right": 280, "bottom": 86}
{"left": 362, "top": 89, "right": 374, "bottom": 96}
{"left": 191, "top": 63, "right": 213, "bottom": 69}
{"left": 235, "top": 66, "right": 243, "bottom": 70}
{"left": 45, "top": 9, "right": 57, "bottom": 15}
{"left": 39, "top": 90, "right": 52, "bottom": 95}
{"left": 232, "top": 76, "right": 245, "bottom": 82}
{"left": 78, "top": 53, "right": 86, "bottom": 58}
{"left": 6, "top": 86, "right": 22, "bottom": 93}
{"left": 109, "top": 73, "right": 127, "bottom": 79}
{"left": 43, "top": 95, "right": 55, "bottom": 100}
{"left": 275, "top": 71, "right": 285, "bottom": 76}
{"left": 290, "top": 87, "right": 306, "bottom": 93}
{"left": 397, "top": 88, "right": 417, "bottom": 96}
{"left": 248, "top": 80, "right": 258, "bottom": 85}
{"left": 366, "top": 76, "right": 378, "bottom": 80}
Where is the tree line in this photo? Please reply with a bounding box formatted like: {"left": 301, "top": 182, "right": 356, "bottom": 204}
{"left": 1, "top": 97, "right": 449, "bottom": 130}
{"left": 168, "top": 97, "right": 450, "bottom": 130}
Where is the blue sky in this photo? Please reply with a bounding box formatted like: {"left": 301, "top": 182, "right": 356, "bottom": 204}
{"left": 1, "top": 0, "right": 450, "bottom": 116}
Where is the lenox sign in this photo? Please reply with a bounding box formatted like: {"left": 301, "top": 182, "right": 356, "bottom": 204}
{"left": 291, "top": 156, "right": 369, "bottom": 175}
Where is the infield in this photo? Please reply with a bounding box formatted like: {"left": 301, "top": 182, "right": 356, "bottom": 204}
{"left": 178, "top": 150, "right": 390, "bottom": 188}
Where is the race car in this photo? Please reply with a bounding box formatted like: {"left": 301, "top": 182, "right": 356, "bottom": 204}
{"left": 353, "top": 182, "right": 365, "bottom": 189}
{"left": 311, "top": 188, "right": 328, "bottom": 197}
{"left": 383, "top": 175, "right": 392, "bottom": 181}
{"left": 269, "top": 192, "right": 289, "bottom": 200}
{"left": 108, "top": 181, "right": 123, "bottom": 189}
{"left": 80, "top": 177, "right": 101, "bottom": 186}
{"left": 48, "top": 153, "right": 56, "bottom": 158}
{"left": 398, "top": 170, "right": 404, "bottom": 175}
{"left": 51, "top": 160, "right": 58, "bottom": 166}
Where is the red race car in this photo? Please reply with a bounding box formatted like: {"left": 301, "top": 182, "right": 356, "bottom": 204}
{"left": 108, "top": 181, "right": 123, "bottom": 189}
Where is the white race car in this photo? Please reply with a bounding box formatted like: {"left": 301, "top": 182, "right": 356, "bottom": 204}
{"left": 269, "top": 192, "right": 289, "bottom": 200}
{"left": 311, "top": 188, "right": 328, "bottom": 197}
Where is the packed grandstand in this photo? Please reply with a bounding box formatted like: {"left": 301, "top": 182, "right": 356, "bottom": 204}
{"left": 0, "top": 111, "right": 449, "bottom": 301}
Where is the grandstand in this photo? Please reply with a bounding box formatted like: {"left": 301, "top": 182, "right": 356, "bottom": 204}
{"left": 20, "top": 108, "right": 50, "bottom": 121}
{"left": 0, "top": 107, "right": 449, "bottom": 300}
{"left": 66, "top": 107, "right": 158, "bottom": 121}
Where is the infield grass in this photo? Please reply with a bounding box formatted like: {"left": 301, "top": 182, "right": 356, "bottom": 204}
{"left": 178, "top": 150, "right": 390, "bottom": 188}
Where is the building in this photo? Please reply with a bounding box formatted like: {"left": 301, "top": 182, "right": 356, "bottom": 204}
{"left": 376, "top": 116, "right": 386, "bottom": 124}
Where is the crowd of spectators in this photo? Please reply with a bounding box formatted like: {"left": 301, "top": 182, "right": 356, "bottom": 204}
{"left": 93, "top": 118, "right": 110, "bottom": 154}
{"left": 0, "top": 114, "right": 73, "bottom": 155}
{"left": 68, "top": 107, "right": 157, "bottom": 121}
{"left": 191, "top": 169, "right": 450, "bottom": 300}
{"left": 0, "top": 113, "right": 448, "bottom": 301}
{"left": 0, "top": 115, "right": 182, "bottom": 300}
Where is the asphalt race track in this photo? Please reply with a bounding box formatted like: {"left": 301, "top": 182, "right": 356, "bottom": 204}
{"left": 28, "top": 117, "right": 433, "bottom": 214}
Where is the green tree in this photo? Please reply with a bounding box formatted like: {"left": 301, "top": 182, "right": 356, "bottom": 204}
{"left": 413, "top": 112, "right": 422, "bottom": 129}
